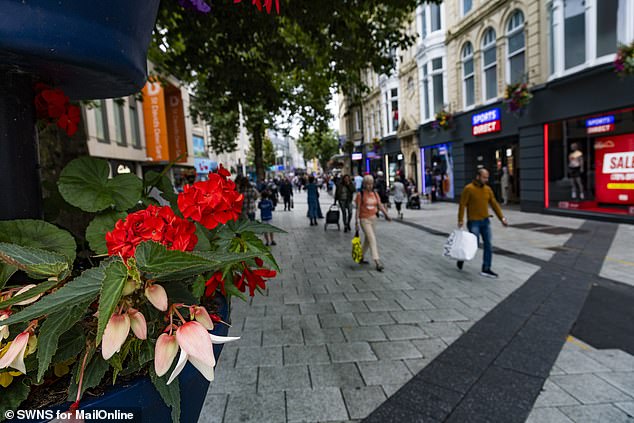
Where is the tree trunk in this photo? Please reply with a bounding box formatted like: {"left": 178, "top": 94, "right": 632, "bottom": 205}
{"left": 253, "top": 122, "right": 265, "bottom": 182}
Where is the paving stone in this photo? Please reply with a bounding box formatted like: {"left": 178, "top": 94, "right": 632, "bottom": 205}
{"left": 342, "top": 386, "right": 387, "bottom": 419}
{"left": 354, "top": 311, "right": 395, "bottom": 326}
{"left": 284, "top": 293, "right": 316, "bottom": 305}
{"left": 395, "top": 296, "right": 437, "bottom": 311}
{"left": 198, "top": 393, "right": 228, "bottom": 423}
{"left": 262, "top": 328, "right": 304, "bottom": 347}
{"left": 315, "top": 292, "right": 350, "bottom": 303}
{"left": 234, "top": 330, "right": 262, "bottom": 347}
{"left": 235, "top": 346, "right": 283, "bottom": 368}
{"left": 283, "top": 344, "right": 330, "bottom": 365}
{"left": 309, "top": 363, "right": 365, "bottom": 388}
{"left": 265, "top": 304, "right": 300, "bottom": 316}
{"left": 533, "top": 380, "right": 581, "bottom": 408}
{"left": 258, "top": 365, "right": 311, "bottom": 392}
{"left": 342, "top": 326, "right": 387, "bottom": 342}
{"left": 358, "top": 360, "right": 413, "bottom": 386}
{"left": 425, "top": 308, "right": 469, "bottom": 322}
{"left": 320, "top": 312, "right": 359, "bottom": 328}
{"left": 559, "top": 404, "right": 634, "bottom": 423}
{"left": 550, "top": 373, "right": 634, "bottom": 404}
{"left": 287, "top": 387, "right": 349, "bottom": 422}
{"left": 371, "top": 341, "right": 423, "bottom": 360}
{"left": 525, "top": 407, "right": 574, "bottom": 423}
{"left": 597, "top": 372, "right": 634, "bottom": 397}
{"left": 381, "top": 384, "right": 403, "bottom": 398}
{"left": 365, "top": 299, "right": 404, "bottom": 312}
{"left": 243, "top": 315, "right": 281, "bottom": 331}
{"left": 614, "top": 402, "right": 634, "bottom": 416}
{"left": 382, "top": 324, "right": 429, "bottom": 341}
{"left": 418, "top": 359, "right": 480, "bottom": 394}
{"left": 283, "top": 314, "right": 321, "bottom": 330}
{"left": 299, "top": 302, "right": 335, "bottom": 315}
{"left": 328, "top": 342, "right": 378, "bottom": 363}
{"left": 209, "top": 367, "right": 258, "bottom": 394}
{"left": 403, "top": 358, "right": 431, "bottom": 375}
{"left": 223, "top": 391, "right": 285, "bottom": 423}
{"left": 411, "top": 338, "right": 448, "bottom": 361}
{"left": 554, "top": 350, "right": 612, "bottom": 374}
{"left": 582, "top": 349, "right": 634, "bottom": 371}
{"left": 333, "top": 301, "right": 370, "bottom": 313}
{"left": 216, "top": 344, "right": 238, "bottom": 367}
{"left": 389, "top": 310, "right": 430, "bottom": 324}
{"left": 302, "top": 327, "right": 346, "bottom": 345}
{"left": 421, "top": 321, "right": 464, "bottom": 338}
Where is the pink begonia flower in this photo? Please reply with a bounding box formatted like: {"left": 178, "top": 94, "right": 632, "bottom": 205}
{"left": 14, "top": 284, "right": 43, "bottom": 305}
{"left": 145, "top": 284, "right": 168, "bottom": 311}
{"left": 166, "top": 321, "right": 239, "bottom": 385}
{"left": 101, "top": 314, "right": 130, "bottom": 360}
{"left": 191, "top": 306, "right": 214, "bottom": 331}
{"left": 154, "top": 333, "right": 179, "bottom": 377}
{"left": 0, "top": 314, "right": 8, "bottom": 341}
{"left": 128, "top": 308, "right": 147, "bottom": 340}
{"left": 0, "top": 331, "right": 30, "bottom": 373}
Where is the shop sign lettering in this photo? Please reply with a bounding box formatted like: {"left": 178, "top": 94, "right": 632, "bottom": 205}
{"left": 471, "top": 108, "right": 501, "bottom": 136}
{"left": 602, "top": 152, "right": 634, "bottom": 174}
{"left": 586, "top": 115, "right": 615, "bottom": 135}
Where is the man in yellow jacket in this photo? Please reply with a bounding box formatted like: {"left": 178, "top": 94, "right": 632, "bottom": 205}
{"left": 457, "top": 168, "right": 508, "bottom": 278}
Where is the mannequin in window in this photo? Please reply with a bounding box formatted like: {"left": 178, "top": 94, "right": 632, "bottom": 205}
{"left": 568, "top": 143, "right": 585, "bottom": 200}
{"left": 501, "top": 166, "right": 511, "bottom": 205}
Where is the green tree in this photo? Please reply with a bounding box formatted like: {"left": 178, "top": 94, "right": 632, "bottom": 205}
{"left": 298, "top": 129, "right": 340, "bottom": 172}
{"left": 247, "top": 135, "right": 275, "bottom": 173}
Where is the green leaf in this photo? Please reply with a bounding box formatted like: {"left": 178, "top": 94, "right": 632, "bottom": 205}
{"left": 135, "top": 242, "right": 217, "bottom": 281}
{"left": 164, "top": 280, "right": 198, "bottom": 305}
{"left": 2, "top": 266, "right": 105, "bottom": 326}
{"left": 0, "top": 278, "right": 60, "bottom": 309}
{"left": 0, "top": 219, "right": 77, "bottom": 263}
{"left": 57, "top": 157, "right": 142, "bottom": 212}
{"left": 53, "top": 326, "right": 85, "bottom": 363}
{"left": 0, "top": 265, "right": 16, "bottom": 290}
{"left": 224, "top": 279, "right": 247, "bottom": 301}
{"left": 86, "top": 212, "right": 127, "bottom": 255}
{"left": 193, "top": 223, "right": 211, "bottom": 251}
{"left": 96, "top": 261, "right": 129, "bottom": 344}
{"left": 145, "top": 170, "right": 179, "bottom": 208}
{"left": 192, "top": 275, "right": 206, "bottom": 298}
{"left": 36, "top": 303, "right": 90, "bottom": 382}
{"left": 0, "top": 243, "right": 69, "bottom": 280}
{"left": 0, "top": 379, "right": 30, "bottom": 419}
{"left": 67, "top": 354, "right": 109, "bottom": 401}
{"left": 150, "top": 367, "right": 181, "bottom": 423}
{"left": 227, "top": 219, "right": 286, "bottom": 235}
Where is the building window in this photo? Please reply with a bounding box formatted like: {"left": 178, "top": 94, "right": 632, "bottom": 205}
{"left": 549, "top": 2, "right": 555, "bottom": 75}
{"left": 507, "top": 10, "right": 526, "bottom": 83}
{"left": 94, "top": 100, "right": 109, "bottom": 143}
{"left": 422, "top": 63, "right": 430, "bottom": 120}
{"left": 129, "top": 96, "right": 142, "bottom": 149}
{"left": 564, "top": 0, "right": 585, "bottom": 69}
{"left": 596, "top": 0, "right": 619, "bottom": 58}
{"left": 390, "top": 89, "right": 399, "bottom": 132}
{"left": 354, "top": 109, "right": 361, "bottom": 132}
{"left": 376, "top": 104, "right": 382, "bottom": 136}
{"left": 113, "top": 100, "right": 127, "bottom": 146}
{"left": 462, "top": 42, "right": 475, "bottom": 108}
{"left": 431, "top": 58, "right": 444, "bottom": 114}
{"left": 430, "top": 3, "right": 441, "bottom": 32}
{"left": 462, "top": 0, "right": 473, "bottom": 16}
{"left": 482, "top": 28, "right": 497, "bottom": 101}
{"left": 420, "top": 6, "right": 427, "bottom": 39}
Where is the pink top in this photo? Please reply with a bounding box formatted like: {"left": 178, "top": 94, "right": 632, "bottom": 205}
{"left": 356, "top": 191, "right": 380, "bottom": 220}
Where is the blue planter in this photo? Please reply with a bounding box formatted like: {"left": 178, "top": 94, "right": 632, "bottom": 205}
{"left": 0, "top": 0, "right": 160, "bottom": 99}
{"left": 21, "top": 295, "right": 230, "bottom": 423}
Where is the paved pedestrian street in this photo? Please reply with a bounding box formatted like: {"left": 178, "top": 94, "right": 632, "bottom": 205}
{"left": 198, "top": 192, "right": 634, "bottom": 423}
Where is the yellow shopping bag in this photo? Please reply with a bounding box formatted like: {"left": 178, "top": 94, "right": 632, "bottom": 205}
{"left": 351, "top": 230, "right": 363, "bottom": 263}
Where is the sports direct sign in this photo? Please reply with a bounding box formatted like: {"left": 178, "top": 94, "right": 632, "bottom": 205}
{"left": 594, "top": 133, "right": 634, "bottom": 204}
{"left": 472, "top": 108, "right": 501, "bottom": 136}
{"left": 586, "top": 115, "right": 615, "bottom": 135}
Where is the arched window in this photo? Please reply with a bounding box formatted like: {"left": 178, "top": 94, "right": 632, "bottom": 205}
{"left": 482, "top": 28, "right": 497, "bottom": 101}
{"left": 462, "top": 42, "right": 475, "bottom": 108}
{"left": 507, "top": 10, "right": 525, "bottom": 83}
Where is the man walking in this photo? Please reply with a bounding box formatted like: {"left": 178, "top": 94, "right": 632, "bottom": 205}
{"left": 457, "top": 168, "right": 508, "bottom": 278}
{"left": 354, "top": 173, "right": 363, "bottom": 192}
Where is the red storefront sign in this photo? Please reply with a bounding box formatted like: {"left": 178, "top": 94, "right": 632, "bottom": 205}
{"left": 595, "top": 133, "right": 634, "bottom": 204}
{"left": 472, "top": 120, "right": 501, "bottom": 136}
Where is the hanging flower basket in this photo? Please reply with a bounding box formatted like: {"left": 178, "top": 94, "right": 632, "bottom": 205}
{"left": 372, "top": 138, "right": 383, "bottom": 153}
{"left": 614, "top": 42, "right": 634, "bottom": 77}
{"left": 503, "top": 82, "right": 533, "bottom": 115}
{"left": 432, "top": 109, "right": 453, "bottom": 131}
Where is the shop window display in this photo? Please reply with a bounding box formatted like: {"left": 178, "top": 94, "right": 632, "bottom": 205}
{"left": 422, "top": 143, "right": 454, "bottom": 200}
{"left": 546, "top": 107, "right": 634, "bottom": 216}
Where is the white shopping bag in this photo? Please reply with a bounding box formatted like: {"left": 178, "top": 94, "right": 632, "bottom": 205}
{"left": 443, "top": 230, "right": 478, "bottom": 261}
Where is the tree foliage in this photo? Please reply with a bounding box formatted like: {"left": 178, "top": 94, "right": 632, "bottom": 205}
{"left": 297, "top": 129, "right": 340, "bottom": 172}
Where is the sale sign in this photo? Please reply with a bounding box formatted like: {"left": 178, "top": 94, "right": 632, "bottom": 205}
{"left": 595, "top": 133, "right": 634, "bottom": 204}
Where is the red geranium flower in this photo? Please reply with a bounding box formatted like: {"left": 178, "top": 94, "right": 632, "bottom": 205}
{"left": 33, "top": 83, "right": 82, "bottom": 137}
{"left": 204, "top": 271, "right": 227, "bottom": 297}
{"left": 57, "top": 104, "right": 81, "bottom": 136}
{"left": 235, "top": 261, "right": 276, "bottom": 297}
{"left": 177, "top": 167, "right": 244, "bottom": 230}
{"left": 106, "top": 205, "right": 197, "bottom": 259}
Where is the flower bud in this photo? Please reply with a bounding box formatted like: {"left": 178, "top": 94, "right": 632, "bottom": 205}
{"left": 14, "top": 284, "right": 43, "bottom": 306}
{"left": 102, "top": 314, "right": 130, "bottom": 360}
{"left": 145, "top": 284, "right": 168, "bottom": 312}
{"left": 128, "top": 308, "right": 147, "bottom": 340}
{"left": 121, "top": 278, "right": 137, "bottom": 296}
{"left": 0, "top": 331, "right": 30, "bottom": 374}
{"left": 154, "top": 333, "right": 178, "bottom": 377}
{"left": 191, "top": 306, "right": 214, "bottom": 331}
{"left": 0, "top": 314, "right": 8, "bottom": 341}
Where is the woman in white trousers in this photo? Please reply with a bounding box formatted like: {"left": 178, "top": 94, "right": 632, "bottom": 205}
{"left": 355, "top": 174, "right": 391, "bottom": 272}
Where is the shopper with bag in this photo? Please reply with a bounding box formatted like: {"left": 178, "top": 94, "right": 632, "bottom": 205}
{"left": 335, "top": 174, "right": 355, "bottom": 232}
{"left": 457, "top": 168, "right": 508, "bottom": 278}
{"left": 355, "top": 174, "right": 391, "bottom": 272}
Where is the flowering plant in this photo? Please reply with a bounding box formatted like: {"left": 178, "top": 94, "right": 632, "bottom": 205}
{"left": 432, "top": 108, "right": 453, "bottom": 131}
{"left": 179, "top": 0, "right": 280, "bottom": 14}
{"left": 372, "top": 137, "right": 383, "bottom": 153}
{"left": 0, "top": 158, "right": 281, "bottom": 421}
{"left": 614, "top": 42, "right": 634, "bottom": 77}
{"left": 34, "top": 84, "right": 81, "bottom": 137}
{"left": 503, "top": 82, "right": 532, "bottom": 115}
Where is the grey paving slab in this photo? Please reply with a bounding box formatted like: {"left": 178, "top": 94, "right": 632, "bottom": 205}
{"left": 315, "top": 292, "right": 350, "bottom": 303}
{"left": 597, "top": 372, "right": 634, "bottom": 397}
{"left": 286, "top": 387, "right": 349, "bottom": 422}
{"left": 424, "top": 308, "right": 469, "bottom": 322}
{"left": 403, "top": 358, "right": 432, "bottom": 375}
{"left": 365, "top": 299, "right": 404, "bottom": 312}
{"left": 550, "top": 373, "right": 634, "bottom": 404}
{"left": 235, "top": 346, "right": 283, "bottom": 368}
{"left": 534, "top": 380, "right": 581, "bottom": 408}
{"left": 232, "top": 330, "right": 262, "bottom": 347}
{"left": 309, "top": 363, "right": 365, "bottom": 388}
{"left": 209, "top": 367, "right": 258, "bottom": 394}
{"left": 198, "top": 394, "right": 228, "bottom": 423}
{"left": 319, "top": 312, "right": 359, "bottom": 328}
{"left": 371, "top": 340, "right": 423, "bottom": 360}
{"left": 526, "top": 407, "right": 575, "bottom": 423}
{"left": 222, "top": 391, "right": 285, "bottom": 423}
{"left": 389, "top": 310, "right": 430, "bottom": 324}
{"left": 299, "top": 302, "right": 335, "bottom": 315}
{"left": 554, "top": 350, "right": 612, "bottom": 374}
{"left": 342, "top": 326, "right": 387, "bottom": 342}
{"left": 342, "top": 386, "right": 387, "bottom": 420}
{"left": 353, "top": 311, "right": 395, "bottom": 326}
{"left": 262, "top": 328, "right": 304, "bottom": 347}
{"left": 328, "top": 342, "right": 378, "bottom": 363}
{"left": 258, "top": 365, "right": 311, "bottom": 392}
{"left": 333, "top": 301, "right": 371, "bottom": 313}
{"left": 559, "top": 404, "right": 634, "bottom": 423}
{"left": 582, "top": 349, "right": 634, "bottom": 371}
{"left": 357, "top": 360, "right": 413, "bottom": 386}
{"left": 615, "top": 402, "right": 634, "bottom": 416}
{"left": 243, "top": 315, "right": 281, "bottom": 331}
{"left": 283, "top": 344, "right": 331, "bottom": 365}
{"left": 302, "top": 327, "right": 346, "bottom": 345}
{"left": 420, "top": 321, "right": 464, "bottom": 338}
{"left": 411, "top": 338, "right": 449, "bottom": 361}
{"left": 382, "top": 324, "right": 429, "bottom": 341}
{"left": 283, "top": 314, "right": 321, "bottom": 329}
{"left": 265, "top": 304, "right": 300, "bottom": 316}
